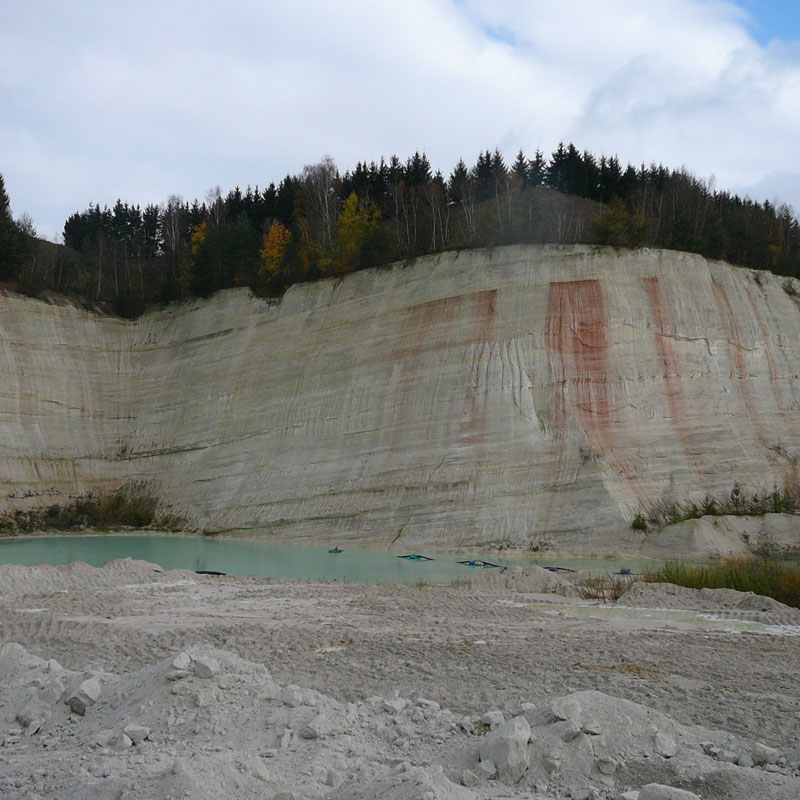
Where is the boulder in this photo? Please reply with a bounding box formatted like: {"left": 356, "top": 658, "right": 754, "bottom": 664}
{"left": 482, "top": 710, "right": 505, "bottom": 728}
{"left": 550, "top": 696, "right": 582, "bottom": 723}
{"left": 552, "top": 718, "right": 582, "bottom": 741}
{"left": 123, "top": 724, "right": 150, "bottom": 745}
{"left": 752, "top": 742, "right": 780, "bottom": 765}
{"left": 479, "top": 715, "right": 530, "bottom": 785}
{"left": 477, "top": 760, "right": 496, "bottom": 780}
{"left": 299, "top": 712, "right": 332, "bottom": 739}
{"left": 172, "top": 652, "right": 192, "bottom": 671}
{"left": 194, "top": 655, "right": 220, "bottom": 678}
{"left": 65, "top": 677, "right": 101, "bottom": 715}
{"left": 383, "top": 699, "right": 408, "bottom": 715}
{"left": 461, "top": 770, "right": 480, "bottom": 787}
{"left": 282, "top": 685, "right": 314, "bottom": 708}
{"left": 596, "top": 757, "right": 618, "bottom": 776}
{"left": 248, "top": 755, "right": 272, "bottom": 782}
{"left": 654, "top": 731, "right": 677, "bottom": 758}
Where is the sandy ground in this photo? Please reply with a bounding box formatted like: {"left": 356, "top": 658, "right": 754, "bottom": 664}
{"left": 1, "top": 560, "right": 799, "bottom": 799}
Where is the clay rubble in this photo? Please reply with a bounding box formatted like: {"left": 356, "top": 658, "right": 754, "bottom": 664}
{"left": 0, "top": 559, "right": 799, "bottom": 799}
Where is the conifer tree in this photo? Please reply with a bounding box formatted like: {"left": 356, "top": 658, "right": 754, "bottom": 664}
{"left": 546, "top": 143, "right": 568, "bottom": 192}
{"left": 0, "top": 173, "right": 11, "bottom": 221}
{"left": 512, "top": 149, "right": 528, "bottom": 187}
{"left": 0, "top": 173, "right": 28, "bottom": 281}
{"left": 528, "top": 149, "right": 546, "bottom": 188}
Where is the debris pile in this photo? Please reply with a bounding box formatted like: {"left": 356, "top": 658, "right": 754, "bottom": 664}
{"left": 1, "top": 641, "right": 798, "bottom": 799}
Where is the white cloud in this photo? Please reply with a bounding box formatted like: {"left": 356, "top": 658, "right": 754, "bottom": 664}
{"left": 1, "top": 0, "right": 799, "bottom": 238}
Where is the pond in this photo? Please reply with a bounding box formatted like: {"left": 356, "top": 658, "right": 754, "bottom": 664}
{"left": 0, "top": 534, "right": 658, "bottom": 585}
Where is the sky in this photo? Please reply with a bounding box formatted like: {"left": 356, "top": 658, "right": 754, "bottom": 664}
{"left": 1, "top": 0, "right": 799, "bottom": 241}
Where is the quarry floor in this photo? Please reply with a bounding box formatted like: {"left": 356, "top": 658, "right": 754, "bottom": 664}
{"left": 1, "top": 562, "right": 798, "bottom": 745}
{"left": 1, "top": 560, "right": 800, "bottom": 798}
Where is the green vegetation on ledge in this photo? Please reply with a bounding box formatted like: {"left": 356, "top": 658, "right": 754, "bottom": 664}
{"left": 0, "top": 487, "right": 186, "bottom": 534}
{"left": 633, "top": 482, "right": 800, "bottom": 531}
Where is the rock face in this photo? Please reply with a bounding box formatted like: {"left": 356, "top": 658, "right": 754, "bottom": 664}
{"left": 3, "top": 245, "right": 800, "bottom": 550}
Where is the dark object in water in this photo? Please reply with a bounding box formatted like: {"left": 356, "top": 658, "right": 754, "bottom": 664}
{"left": 398, "top": 554, "right": 434, "bottom": 561}
{"left": 619, "top": 567, "right": 631, "bottom": 575}
{"left": 458, "top": 559, "right": 500, "bottom": 569}
{"left": 329, "top": 546, "right": 343, "bottom": 554}
{"left": 195, "top": 569, "right": 226, "bottom": 576}
{"left": 542, "top": 566, "right": 577, "bottom": 573}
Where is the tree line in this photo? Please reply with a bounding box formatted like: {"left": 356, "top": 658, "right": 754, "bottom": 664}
{"left": 2, "top": 143, "right": 799, "bottom": 316}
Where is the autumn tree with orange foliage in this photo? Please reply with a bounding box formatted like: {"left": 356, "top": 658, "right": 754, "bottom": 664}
{"left": 181, "top": 220, "right": 208, "bottom": 290}
{"left": 259, "top": 220, "right": 292, "bottom": 290}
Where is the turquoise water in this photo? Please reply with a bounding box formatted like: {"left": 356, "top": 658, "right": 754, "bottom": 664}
{"left": 0, "top": 534, "right": 655, "bottom": 585}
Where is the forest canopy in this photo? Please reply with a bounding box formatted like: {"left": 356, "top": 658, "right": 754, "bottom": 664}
{"left": 2, "top": 143, "right": 799, "bottom": 317}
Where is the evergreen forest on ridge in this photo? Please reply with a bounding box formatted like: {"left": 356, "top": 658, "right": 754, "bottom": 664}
{"left": 1, "top": 143, "right": 799, "bottom": 317}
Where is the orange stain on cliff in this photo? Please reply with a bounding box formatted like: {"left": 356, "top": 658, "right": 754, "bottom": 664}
{"left": 458, "top": 289, "right": 497, "bottom": 446}
{"left": 388, "top": 290, "right": 498, "bottom": 455}
{"left": 545, "top": 279, "right": 642, "bottom": 505}
{"left": 384, "top": 293, "right": 463, "bottom": 441}
{"left": 642, "top": 277, "right": 704, "bottom": 484}
{"left": 392, "top": 294, "right": 463, "bottom": 362}
{"left": 546, "top": 279, "right": 614, "bottom": 435}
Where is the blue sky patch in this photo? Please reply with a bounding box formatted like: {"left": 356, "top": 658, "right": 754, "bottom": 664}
{"left": 734, "top": 0, "right": 800, "bottom": 44}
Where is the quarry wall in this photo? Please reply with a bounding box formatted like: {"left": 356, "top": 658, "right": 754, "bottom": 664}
{"left": 3, "top": 244, "right": 800, "bottom": 549}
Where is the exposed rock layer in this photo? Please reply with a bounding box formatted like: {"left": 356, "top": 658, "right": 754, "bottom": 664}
{"left": 3, "top": 245, "right": 800, "bottom": 548}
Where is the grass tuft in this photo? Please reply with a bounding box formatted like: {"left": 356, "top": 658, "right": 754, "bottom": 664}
{"left": 575, "top": 573, "right": 631, "bottom": 603}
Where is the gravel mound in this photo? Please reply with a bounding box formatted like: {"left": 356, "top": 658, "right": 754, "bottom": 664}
{"left": 617, "top": 581, "right": 800, "bottom": 619}
{"left": 468, "top": 565, "right": 577, "bottom": 596}
{"left": 2, "top": 641, "right": 798, "bottom": 799}
{"left": 0, "top": 557, "right": 198, "bottom": 599}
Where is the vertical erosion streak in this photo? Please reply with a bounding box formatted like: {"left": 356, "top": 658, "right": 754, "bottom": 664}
{"left": 385, "top": 289, "right": 499, "bottom": 513}
{"left": 745, "top": 287, "right": 786, "bottom": 415}
{"left": 443, "top": 289, "right": 499, "bottom": 508}
{"left": 458, "top": 289, "right": 498, "bottom": 446}
{"left": 388, "top": 293, "right": 464, "bottom": 447}
{"left": 642, "top": 277, "right": 704, "bottom": 485}
{"left": 545, "top": 279, "right": 643, "bottom": 510}
{"left": 712, "top": 283, "right": 771, "bottom": 451}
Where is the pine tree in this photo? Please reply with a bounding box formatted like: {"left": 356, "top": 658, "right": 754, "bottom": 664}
{"left": 472, "top": 150, "right": 494, "bottom": 200}
{"left": 512, "top": 149, "right": 528, "bottom": 187}
{"left": 528, "top": 149, "right": 546, "bottom": 188}
{"left": 546, "top": 143, "right": 568, "bottom": 192}
{"left": 0, "top": 173, "right": 29, "bottom": 282}
{"left": 0, "top": 173, "right": 11, "bottom": 222}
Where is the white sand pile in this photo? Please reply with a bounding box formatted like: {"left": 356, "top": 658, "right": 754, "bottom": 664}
{"left": 2, "top": 641, "right": 799, "bottom": 800}
{"left": 467, "top": 565, "right": 578, "bottom": 596}
{"left": 617, "top": 581, "right": 800, "bottom": 623}
{"left": 0, "top": 558, "right": 197, "bottom": 599}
